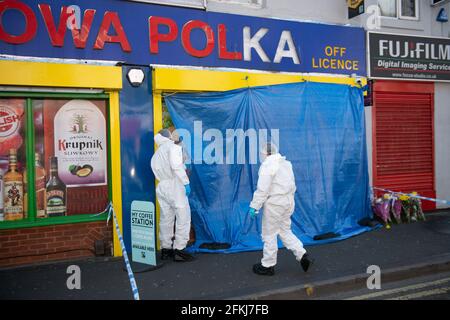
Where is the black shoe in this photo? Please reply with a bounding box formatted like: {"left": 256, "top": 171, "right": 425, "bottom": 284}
{"left": 173, "top": 249, "right": 195, "bottom": 262}
{"left": 161, "top": 249, "right": 174, "bottom": 260}
{"left": 253, "top": 263, "right": 275, "bottom": 276}
{"left": 300, "top": 254, "right": 313, "bottom": 272}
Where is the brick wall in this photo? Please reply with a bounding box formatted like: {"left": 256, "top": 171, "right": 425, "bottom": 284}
{"left": 0, "top": 221, "right": 113, "bottom": 268}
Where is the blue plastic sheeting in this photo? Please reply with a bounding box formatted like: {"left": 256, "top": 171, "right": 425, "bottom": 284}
{"left": 165, "top": 82, "right": 373, "bottom": 253}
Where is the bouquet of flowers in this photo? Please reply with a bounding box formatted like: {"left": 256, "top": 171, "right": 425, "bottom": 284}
{"left": 399, "top": 194, "right": 412, "bottom": 223}
{"left": 372, "top": 194, "right": 392, "bottom": 228}
{"left": 390, "top": 195, "right": 402, "bottom": 224}
{"left": 410, "top": 192, "right": 426, "bottom": 222}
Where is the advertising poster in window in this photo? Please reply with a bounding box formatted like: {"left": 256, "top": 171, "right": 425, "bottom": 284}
{"left": 0, "top": 99, "right": 26, "bottom": 221}
{"left": 34, "top": 99, "right": 109, "bottom": 217}
{"left": 53, "top": 100, "right": 107, "bottom": 187}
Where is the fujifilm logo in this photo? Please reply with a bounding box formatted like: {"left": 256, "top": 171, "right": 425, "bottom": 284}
{"left": 379, "top": 40, "right": 450, "bottom": 61}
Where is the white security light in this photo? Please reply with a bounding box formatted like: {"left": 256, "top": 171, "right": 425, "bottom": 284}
{"left": 127, "top": 68, "right": 145, "bottom": 87}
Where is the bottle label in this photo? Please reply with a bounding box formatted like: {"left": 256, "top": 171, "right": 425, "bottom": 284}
{"left": 36, "top": 176, "right": 45, "bottom": 191}
{"left": 46, "top": 190, "right": 66, "bottom": 216}
{"left": 36, "top": 176, "right": 46, "bottom": 218}
{"left": 54, "top": 100, "right": 107, "bottom": 187}
{"left": 4, "top": 181, "right": 23, "bottom": 219}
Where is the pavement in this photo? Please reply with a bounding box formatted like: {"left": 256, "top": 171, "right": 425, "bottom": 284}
{"left": 1, "top": 210, "right": 450, "bottom": 300}
{"left": 319, "top": 271, "right": 450, "bottom": 300}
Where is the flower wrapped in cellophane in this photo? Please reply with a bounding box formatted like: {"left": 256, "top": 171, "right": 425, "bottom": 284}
{"left": 410, "top": 192, "right": 426, "bottom": 222}
{"left": 372, "top": 194, "right": 392, "bottom": 229}
{"left": 399, "top": 194, "right": 412, "bottom": 223}
{"left": 390, "top": 195, "right": 402, "bottom": 224}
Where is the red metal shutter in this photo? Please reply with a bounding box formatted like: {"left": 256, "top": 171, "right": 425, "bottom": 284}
{"left": 373, "top": 81, "right": 436, "bottom": 211}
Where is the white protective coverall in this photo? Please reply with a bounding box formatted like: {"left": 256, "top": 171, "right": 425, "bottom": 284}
{"left": 151, "top": 133, "right": 191, "bottom": 251}
{"left": 250, "top": 153, "right": 307, "bottom": 268}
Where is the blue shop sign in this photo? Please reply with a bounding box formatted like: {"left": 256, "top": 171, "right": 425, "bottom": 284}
{"left": 0, "top": 0, "right": 366, "bottom": 75}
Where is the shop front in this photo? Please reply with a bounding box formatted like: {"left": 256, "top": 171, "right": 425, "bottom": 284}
{"left": 1, "top": 0, "right": 367, "bottom": 266}
{"left": 368, "top": 32, "right": 450, "bottom": 211}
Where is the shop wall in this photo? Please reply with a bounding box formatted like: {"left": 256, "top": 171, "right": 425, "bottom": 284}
{"left": 358, "top": 0, "right": 431, "bottom": 35}
{"left": 119, "top": 66, "right": 156, "bottom": 253}
{"left": 0, "top": 222, "right": 112, "bottom": 268}
{"left": 354, "top": 0, "right": 450, "bottom": 37}
{"left": 435, "top": 82, "right": 450, "bottom": 209}
{"left": 206, "top": 0, "right": 347, "bottom": 25}
{"left": 204, "top": 0, "right": 450, "bottom": 38}
{"left": 430, "top": 1, "right": 450, "bottom": 38}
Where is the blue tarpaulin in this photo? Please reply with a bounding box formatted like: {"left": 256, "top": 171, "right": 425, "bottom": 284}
{"left": 165, "top": 82, "right": 373, "bottom": 253}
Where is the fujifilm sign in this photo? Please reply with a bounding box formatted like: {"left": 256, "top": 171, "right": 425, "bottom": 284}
{"left": 379, "top": 40, "right": 450, "bottom": 61}
{"left": 369, "top": 32, "right": 450, "bottom": 82}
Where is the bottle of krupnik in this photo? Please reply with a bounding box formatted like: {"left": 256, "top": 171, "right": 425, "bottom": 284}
{"left": 46, "top": 156, "right": 67, "bottom": 217}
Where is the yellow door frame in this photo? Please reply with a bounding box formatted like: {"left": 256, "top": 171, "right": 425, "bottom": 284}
{"left": 152, "top": 67, "right": 366, "bottom": 248}
{"left": 0, "top": 60, "right": 124, "bottom": 257}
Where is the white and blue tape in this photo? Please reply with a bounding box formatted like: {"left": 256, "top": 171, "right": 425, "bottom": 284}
{"left": 372, "top": 187, "right": 450, "bottom": 206}
{"left": 107, "top": 202, "right": 140, "bottom": 301}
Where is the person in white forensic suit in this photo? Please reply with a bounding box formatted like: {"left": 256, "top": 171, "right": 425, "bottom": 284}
{"left": 151, "top": 129, "right": 194, "bottom": 262}
{"left": 248, "top": 142, "right": 312, "bottom": 276}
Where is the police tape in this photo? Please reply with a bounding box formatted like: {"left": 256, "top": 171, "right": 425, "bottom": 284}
{"left": 372, "top": 187, "right": 450, "bottom": 205}
{"left": 106, "top": 202, "right": 140, "bottom": 301}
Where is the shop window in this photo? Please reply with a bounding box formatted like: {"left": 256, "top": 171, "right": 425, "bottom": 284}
{"left": 0, "top": 95, "right": 110, "bottom": 228}
{"left": 378, "top": 0, "right": 397, "bottom": 17}
{"left": 378, "top": 0, "right": 419, "bottom": 19}
{"left": 400, "top": 0, "right": 418, "bottom": 19}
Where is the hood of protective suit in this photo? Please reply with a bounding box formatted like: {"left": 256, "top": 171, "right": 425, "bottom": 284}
{"left": 262, "top": 153, "right": 284, "bottom": 164}
{"left": 260, "top": 153, "right": 285, "bottom": 175}
{"left": 154, "top": 133, "right": 173, "bottom": 147}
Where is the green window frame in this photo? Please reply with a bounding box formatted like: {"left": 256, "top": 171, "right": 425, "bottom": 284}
{"left": 0, "top": 92, "right": 113, "bottom": 230}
